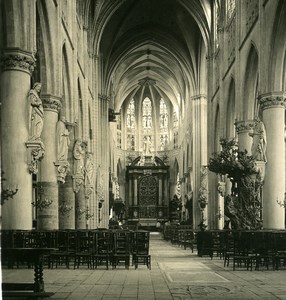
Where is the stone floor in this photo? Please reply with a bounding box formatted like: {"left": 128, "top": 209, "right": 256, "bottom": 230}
{"left": 2, "top": 232, "right": 286, "bottom": 300}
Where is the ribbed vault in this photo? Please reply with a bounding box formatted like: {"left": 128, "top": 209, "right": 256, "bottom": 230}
{"left": 87, "top": 0, "right": 211, "bottom": 113}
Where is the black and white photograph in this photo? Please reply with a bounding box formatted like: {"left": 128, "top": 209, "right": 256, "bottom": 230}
{"left": 1, "top": 0, "right": 286, "bottom": 299}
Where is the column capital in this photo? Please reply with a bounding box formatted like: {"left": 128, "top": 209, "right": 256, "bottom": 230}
{"left": 42, "top": 94, "right": 62, "bottom": 113}
{"left": 1, "top": 48, "right": 36, "bottom": 75}
{"left": 235, "top": 119, "right": 255, "bottom": 133}
{"left": 258, "top": 92, "right": 286, "bottom": 110}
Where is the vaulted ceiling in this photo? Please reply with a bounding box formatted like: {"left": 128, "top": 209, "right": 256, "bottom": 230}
{"left": 88, "top": 0, "right": 211, "bottom": 112}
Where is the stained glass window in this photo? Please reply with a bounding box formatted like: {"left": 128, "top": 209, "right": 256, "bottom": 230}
{"left": 173, "top": 111, "right": 178, "bottom": 149}
{"left": 160, "top": 98, "right": 169, "bottom": 150}
{"left": 227, "top": 0, "right": 235, "bottom": 20}
{"left": 143, "top": 98, "right": 152, "bottom": 129}
{"left": 117, "top": 114, "right": 121, "bottom": 148}
{"left": 127, "top": 99, "right": 135, "bottom": 150}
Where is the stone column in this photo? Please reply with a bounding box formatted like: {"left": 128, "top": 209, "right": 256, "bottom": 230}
{"left": 158, "top": 176, "right": 163, "bottom": 206}
{"left": 193, "top": 95, "right": 208, "bottom": 227}
{"left": 58, "top": 123, "right": 76, "bottom": 230}
{"left": 75, "top": 186, "right": 86, "bottom": 229}
{"left": 217, "top": 181, "right": 225, "bottom": 230}
{"left": 134, "top": 176, "right": 138, "bottom": 206}
{"left": 73, "top": 140, "right": 87, "bottom": 230}
{"left": 58, "top": 177, "right": 75, "bottom": 229}
{"left": 37, "top": 95, "right": 62, "bottom": 230}
{"left": 1, "top": 49, "right": 36, "bottom": 229}
{"left": 259, "top": 92, "right": 286, "bottom": 229}
{"left": 235, "top": 120, "right": 254, "bottom": 154}
{"left": 163, "top": 178, "right": 169, "bottom": 205}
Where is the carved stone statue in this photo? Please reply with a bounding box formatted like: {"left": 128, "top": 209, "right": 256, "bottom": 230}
{"left": 73, "top": 139, "right": 85, "bottom": 176}
{"left": 56, "top": 116, "right": 70, "bottom": 161}
{"left": 85, "top": 153, "right": 94, "bottom": 186}
{"left": 143, "top": 136, "right": 152, "bottom": 155}
{"left": 28, "top": 82, "right": 44, "bottom": 141}
{"left": 249, "top": 117, "right": 267, "bottom": 162}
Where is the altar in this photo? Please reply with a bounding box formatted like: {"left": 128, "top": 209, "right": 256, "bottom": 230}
{"left": 126, "top": 155, "right": 169, "bottom": 227}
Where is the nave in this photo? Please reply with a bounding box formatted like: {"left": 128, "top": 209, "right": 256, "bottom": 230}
{"left": 2, "top": 232, "right": 286, "bottom": 300}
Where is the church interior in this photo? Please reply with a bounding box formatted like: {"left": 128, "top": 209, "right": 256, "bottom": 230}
{"left": 1, "top": 0, "right": 286, "bottom": 299}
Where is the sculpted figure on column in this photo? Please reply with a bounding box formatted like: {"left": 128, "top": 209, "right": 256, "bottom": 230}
{"left": 28, "top": 82, "right": 44, "bottom": 141}
{"left": 85, "top": 153, "right": 95, "bottom": 186}
{"left": 73, "top": 139, "right": 85, "bottom": 176}
{"left": 56, "top": 116, "right": 70, "bottom": 161}
{"left": 249, "top": 117, "right": 267, "bottom": 162}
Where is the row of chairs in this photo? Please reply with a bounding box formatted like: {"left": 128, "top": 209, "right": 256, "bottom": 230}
{"left": 163, "top": 225, "right": 195, "bottom": 250}
{"left": 223, "top": 231, "right": 286, "bottom": 271}
{"left": 1, "top": 229, "right": 151, "bottom": 270}
{"left": 162, "top": 225, "right": 286, "bottom": 270}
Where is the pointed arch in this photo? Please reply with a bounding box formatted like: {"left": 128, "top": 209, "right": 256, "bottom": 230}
{"left": 62, "top": 44, "right": 71, "bottom": 120}
{"left": 76, "top": 78, "right": 84, "bottom": 139}
{"left": 269, "top": 0, "right": 286, "bottom": 91}
{"left": 214, "top": 104, "right": 220, "bottom": 151}
{"left": 226, "top": 78, "right": 236, "bottom": 137}
{"left": 243, "top": 44, "right": 258, "bottom": 119}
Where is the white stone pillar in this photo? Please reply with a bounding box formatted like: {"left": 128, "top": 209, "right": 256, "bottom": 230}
{"left": 259, "top": 92, "right": 286, "bottom": 229}
{"left": 192, "top": 95, "right": 208, "bottom": 227}
{"left": 158, "top": 176, "right": 163, "bottom": 206}
{"left": 134, "top": 177, "right": 138, "bottom": 206}
{"left": 37, "top": 95, "right": 62, "bottom": 230}
{"left": 217, "top": 181, "right": 225, "bottom": 230}
{"left": 1, "top": 49, "right": 36, "bottom": 229}
{"left": 235, "top": 120, "right": 254, "bottom": 154}
{"left": 75, "top": 186, "right": 86, "bottom": 229}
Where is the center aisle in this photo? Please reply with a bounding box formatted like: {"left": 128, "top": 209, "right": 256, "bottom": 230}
{"left": 2, "top": 231, "right": 286, "bottom": 299}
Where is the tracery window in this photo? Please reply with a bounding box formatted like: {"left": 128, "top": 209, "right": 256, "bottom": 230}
{"left": 143, "top": 98, "right": 152, "bottom": 129}
{"left": 227, "top": 0, "right": 236, "bottom": 20}
{"left": 142, "top": 98, "right": 153, "bottom": 153}
{"left": 126, "top": 99, "right": 135, "bottom": 150}
{"left": 173, "top": 111, "right": 178, "bottom": 149}
{"left": 117, "top": 114, "right": 122, "bottom": 148}
{"left": 159, "top": 98, "right": 169, "bottom": 150}
{"left": 214, "top": 1, "right": 221, "bottom": 49}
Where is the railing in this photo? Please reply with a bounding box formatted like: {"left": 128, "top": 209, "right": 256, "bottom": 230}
{"left": 126, "top": 205, "right": 168, "bottom": 219}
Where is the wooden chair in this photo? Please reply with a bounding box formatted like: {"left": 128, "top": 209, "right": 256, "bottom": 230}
{"left": 132, "top": 230, "right": 151, "bottom": 269}
{"left": 111, "top": 230, "right": 130, "bottom": 269}
{"left": 50, "top": 230, "right": 76, "bottom": 269}
{"left": 74, "top": 231, "right": 93, "bottom": 269}
{"left": 92, "top": 230, "right": 112, "bottom": 269}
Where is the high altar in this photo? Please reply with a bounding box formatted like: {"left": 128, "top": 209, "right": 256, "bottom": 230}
{"left": 126, "top": 155, "right": 169, "bottom": 227}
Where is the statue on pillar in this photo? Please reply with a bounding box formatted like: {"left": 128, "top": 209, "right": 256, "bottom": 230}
{"left": 249, "top": 117, "right": 267, "bottom": 162}
{"left": 85, "top": 153, "right": 95, "bottom": 186}
{"left": 28, "top": 82, "right": 44, "bottom": 141}
{"left": 73, "top": 139, "right": 85, "bottom": 177}
{"left": 56, "top": 116, "right": 70, "bottom": 161}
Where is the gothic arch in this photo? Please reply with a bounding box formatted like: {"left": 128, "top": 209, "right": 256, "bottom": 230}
{"left": 62, "top": 44, "right": 71, "bottom": 120}
{"left": 269, "top": 0, "right": 286, "bottom": 91}
{"left": 35, "top": 0, "right": 57, "bottom": 93}
{"left": 226, "top": 78, "right": 236, "bottom": 137}
{"left": 214, "top": 104, "right": 220, "bottom": 152}
{"left": 243, "top": 44, "right": 258, "bottom": 120}
{"left": 76, "top": 78, "right": 84, "bottom": 139}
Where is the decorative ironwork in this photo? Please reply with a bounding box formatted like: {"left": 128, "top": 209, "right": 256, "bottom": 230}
{"left": 277, "top": 195, "right": 286, "bottom": 208}
{"left": 59, "top": 200, "right": 73, "bottom": 215}
{"left": 1, "top": 171, "right": 18, "bottom": 205}
{"left": 32, "top": 197, "right": 53, "bottom": 211}
{"left": 85, "top": 206, "right": 94, "bottom": 220}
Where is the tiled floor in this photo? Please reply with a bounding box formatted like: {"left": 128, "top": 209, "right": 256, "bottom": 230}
{"left": 2, "top": 232, "right": 286, "bottom": 299}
